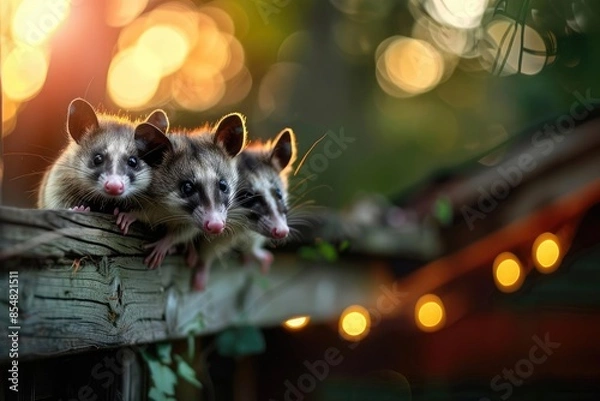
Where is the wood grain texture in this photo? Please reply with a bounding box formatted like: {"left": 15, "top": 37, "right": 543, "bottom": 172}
{"left": 0, "top": 207, "right": 381, "bottom": 361}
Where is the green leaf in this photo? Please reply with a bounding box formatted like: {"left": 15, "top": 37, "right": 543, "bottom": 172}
{"left": 298, "top": 246, "right": 319, "bottom": 261}
{"left": 174, "top": 354, "right": 203, "bottom": 389}
{"left": 318, "top": 241, "right": 338, "bottom": 262}
{"left": 156, "top": 343, "right": 172, "bottom": 365}
{"left": 146, "top": 359, "right": 177, "bottom": 396}
{"left": 148, "top": 386, "right": 177, "bottom": 401}
{"left": 216, "top": 326, "right": 266, "bottom": 357}
{"left": 181, "top": 315, "right": 205, "bottom": 336}
{"left": 187, "top": 334, "right": 195, "bottom": 360}
{"left": 433, "top": 196, "right": 453, "bottom": 226}
{"left": 338, "top": 240, "right": 350, "bottom": 252}
{"left": 216, "top": 329, "right": 236, "bottom": 357}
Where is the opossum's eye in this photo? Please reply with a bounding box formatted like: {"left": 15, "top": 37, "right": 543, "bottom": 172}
{"left": 240, "top": 191, "right": 257, "bottom": 208}
{"left": 180, "top": 181, "right": 195, "bottom": 197}
{"left": 218, "top": 179, "right": 229, "bottom": 194}
{"left": 93, "top": 154, "right": 104, "bottom": 166}
{"left": 274, "top": 187, "right": 283, "bottom": 200}
{"left": 127, "top": 156, "right": 138, "bottom": 168}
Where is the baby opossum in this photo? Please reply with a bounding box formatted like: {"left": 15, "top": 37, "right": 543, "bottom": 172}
{"left": 189, "top": 128, "right": 297, "bottom": 290}
{"left": 117, "top": 113, "right": 248, "bottom": 271}
{"left": 38, "top": 98, "right": 171, "bottom": 214}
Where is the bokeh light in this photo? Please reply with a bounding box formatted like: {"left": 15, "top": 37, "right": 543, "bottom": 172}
{"left": 137, "top": 24, "right": 191, "bottom": 76}
{"left": 493, "top": 252, "right": 524, "bottom": 293}
{"left": 221, "top": 34, "right": 245, "bottom": 79}
{"left": 201, "top": 6, "right": 235, "bottom": 36}
{"left": 283, "top": 316, "right": 310, "bottom": 331}
{"left": 3, "top": 0, "right": 72, "bottom": 135}
{"left": 105, "top": 0, "right": 148, "bottom": 28}
{"left": 186, "top": 22, "right": 230, "bottom": 73}
{"left": 339, "top": 305, "right": 370, "bottom": 341}
{"left": 148, "top": 1, "right": 201, "bottom": 45}
{"left": 172, "top": 63, "right": 225, "bottom": 111}
{"left": 278, "top": 30, "right": 312, "bottom": 63}
{"left": 376, "top": 36, "right": 444, "bottom": 97}
{"left": 412, "top": 16, "right": 478, "bottom": 58}
{"left": 2, "top": 96, "right": 20, "bottom": 137}
{"left": 481, "top": 18, "right": 549, "bottom": 76}
{"left": 2, "top": 45, "right": 48, "bottom": 101}
{"left": 11, "top": 0, "right": 71, "bottom": 46}
{"left": 424, "top": 0, "right": 488, "bottom": 29}
{"left": 532, "top": 233, "right": 561, "bottom": 274}
{"left": 107, "top": 46, "right": 162, "bottom": 109}
{"left": 415, "top": 294, "right": 446, "bottom": 332}
{"left": 107, "top": 2, "right": 249, "bottom": 111}
{"left": 219, "top": 66, "right": 253, "bottom": 107}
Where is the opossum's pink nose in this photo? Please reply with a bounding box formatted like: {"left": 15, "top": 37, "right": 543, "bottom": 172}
{"left": 271, "top": 226, "right": 289, "bottom": 239}
{"left": 204, "top": 220, "right": 224, "bottom": 235}
{"left": 104, "top": 179, "right": 124, "bottom": 195}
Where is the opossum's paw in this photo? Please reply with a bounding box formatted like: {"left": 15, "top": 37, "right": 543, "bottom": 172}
{"left": 185, "top": 244, "right": 198, "bottom": 268}
{"left": 71, "top": 205, "right": 91, "bottom": 212}
{"left": 252, "top": 248, "right": 273, "bottom": 274}
{"left": 191, "top": 262, "right": 210, "bottom": 291}
{"left": 114, "top": 208, "right": 136, "bottom": 235}
{"left": 143, "top": 236, "right": 173, "bottom": 270}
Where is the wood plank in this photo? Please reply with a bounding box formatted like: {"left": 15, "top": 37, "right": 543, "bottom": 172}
{"left": 0, "top": 207, "right": 382, "bottom": 361}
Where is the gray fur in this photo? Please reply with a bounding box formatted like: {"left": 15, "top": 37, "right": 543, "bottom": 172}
{"left": 37, "top": 99, "right": 168, "bottom": 213}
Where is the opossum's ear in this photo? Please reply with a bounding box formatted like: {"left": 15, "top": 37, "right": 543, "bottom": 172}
{"left": 270, "top": 128, "right": 296, "bottom": 172}
{"left": 134, "top": 123, "right": 173, "bottom": 167}
{"left": 214, "top": 112, "right": 247, "bottom": 157}
{"left": 67, "top": 98, "right": 99, "bottom": 144}
{"left": 145, "top": 109, "right": 169, "bottom": 133}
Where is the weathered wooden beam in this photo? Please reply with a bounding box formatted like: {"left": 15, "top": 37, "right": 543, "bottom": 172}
{"left": 0, "top": 207, "right": 383, "bottom": 361}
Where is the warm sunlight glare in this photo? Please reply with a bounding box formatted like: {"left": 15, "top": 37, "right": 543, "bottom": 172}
{"left": 172, "top": 64, "right": 225, "bottom": 111}
{"left": 138, "top": 24, "right": 191, "bottom": 76}
{"left": 415, "top": 294, "right": 445, "bottom": 332}
{"left": 107, "top": 47, "right": 161, "bottom": 109}
{"left": 339, "top": 305, "right": 370, "bottom": 341}
{"left": 532, "top": 233, "right": 561, "bottom": 274}
{"left": 493, "top": 252, "right": 524, "bottom": 293}
{"left": 111, "top": 2, "right": 249, "bottom": 111}
{"left": 2, "top": 45, "right": 48, "bottom": 101}
{"left": 283, "top": 316, "right": 310, "bottom": 331}
{"left": 12, "top": 0, "right": 71, "bottom": 46}
{"left": 2, "top": 96, "right": 20, "bottom": 137}
{"left": 106, "top": 0, "right": 148, "bottom": 27}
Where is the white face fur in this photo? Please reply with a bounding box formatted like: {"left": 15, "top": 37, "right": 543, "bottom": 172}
{"left": 236, "top": 153, "right": 290, "bottom": 239}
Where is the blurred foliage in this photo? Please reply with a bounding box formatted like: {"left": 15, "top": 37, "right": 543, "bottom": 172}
{"left": 299, "top": 238, "right": 350, "bottom": 263}
{"left": 195, "top": 0, "right": 600, "bottom": 209}
{"left": 141, "top": 341, "right": 203, "bottom": 399}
